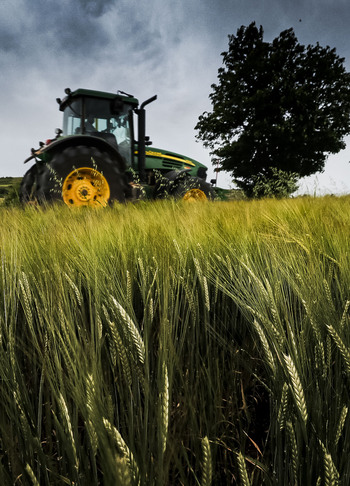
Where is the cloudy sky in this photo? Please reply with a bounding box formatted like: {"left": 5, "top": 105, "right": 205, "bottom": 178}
{"left": 1, "top": 0, "right": 350, "bottom": 192}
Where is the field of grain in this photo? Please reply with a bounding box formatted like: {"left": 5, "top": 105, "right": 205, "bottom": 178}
{"left": 0, "top": 197, "right": 349, "bottom": 485}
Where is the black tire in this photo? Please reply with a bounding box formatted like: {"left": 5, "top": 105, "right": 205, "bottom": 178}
{"left": 170, "top": 174, "right": 216, "bottom": 200}
{"left": 153, "top": 170, "right": 210, "bottom": 200}
{"left": 37, "top": 145, "right": 127, "bottom": 206}
{"left": 19, "top": 165, "right": 38, "bottom": 203}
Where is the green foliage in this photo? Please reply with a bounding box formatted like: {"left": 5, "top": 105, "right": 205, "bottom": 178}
{"left": 196, "top": 23, "right": 350, "bottom": 197}
{"left": 0, "top": 198, "right": 350, "bottom": 484}
{"left": 0, "top": 177, "right": 22, "bottom": 206}
{"left": 0, "top": 176, "right": 20, "bottom": 184}
{"left": 0, "top": 186, "right": 10, "bottom": 197}
{"left": 252, "top": 167, "right": 299, "bottom": 198}
{"left": 1, "top": 179, "right": 21, "bottom": 206}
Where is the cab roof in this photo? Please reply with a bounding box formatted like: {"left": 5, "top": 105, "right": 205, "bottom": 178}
{"left": 59, "top": 88, "right": 139, "bottom": 111}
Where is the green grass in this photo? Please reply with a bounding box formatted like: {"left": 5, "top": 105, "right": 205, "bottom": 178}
{"left": 0, "top": 196, "right": 350, "bottom": 485}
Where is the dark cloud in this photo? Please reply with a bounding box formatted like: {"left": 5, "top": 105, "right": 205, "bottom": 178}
{"left": 0, "top": 0, "right": 119, "bottom": 62}
{"left": 0, "top": 29, "right": 18, "bottom": 52}
{"left": 28, "top": 0, "right": 113, "bottom": 57}
{"left": 76, "top": 0, "right": 115, "bottom": 17}
{"left": 0, "top": 0, "right": 175, "bottom": 70}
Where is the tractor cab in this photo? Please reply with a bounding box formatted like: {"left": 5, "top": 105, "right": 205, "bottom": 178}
{"left": 58, "top": 88, "right": 139, "bottom": 166}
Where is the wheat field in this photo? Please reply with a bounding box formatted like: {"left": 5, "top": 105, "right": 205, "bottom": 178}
{"left": 0, "top": 196, "right": 349, "bottom": 485}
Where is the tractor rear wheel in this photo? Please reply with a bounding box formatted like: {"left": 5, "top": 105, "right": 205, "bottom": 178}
{"left": 20, "top": 165, "right": 38, "bottom": 203}
{"left": 37, "top": 145, "right": 127, "bottom": 207}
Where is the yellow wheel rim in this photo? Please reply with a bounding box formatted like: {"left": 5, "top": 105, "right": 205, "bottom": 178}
{"left": 182, "top": 188, "right": 207, "bottom": 202}
{"left": 62, "top": 167, "right": 110, "bottom": 207}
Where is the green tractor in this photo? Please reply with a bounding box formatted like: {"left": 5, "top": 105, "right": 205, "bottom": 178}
{"left": 20, "top": 88, "right": 215, "bottom": 207}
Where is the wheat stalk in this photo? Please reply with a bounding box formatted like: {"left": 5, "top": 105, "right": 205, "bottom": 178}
{"left": 253, "top": 319, "right": 276, "bottom": 375}
{"left": 201, "top": 436, "right": 212, "bottom": 486}
{"left": 148, "top": 296, "right": 154, "bottom": 322}
{"left": 126, "top": 270, "right": 133, "bottom": 307}
{"left": 25, "top": 464, "right": 40, "bottom": 486}
{"left": 277, "top": 382, "right": 289, "bottom": 431}
{"left": 326, "top": 324, "right": 350, "bottom": 376}
{"left": 160, "top": 362, "right": 169, "bottom": 454}
{"left": 335, "top": 405, "right": 348, "bottom": 446}
{"left": 180, "top": 275, "right": 197, "bottom": 322}
{"left": 86, "top": 418, "right": 98, "bottom": 456}
{"left": 286, "top": 420, "right": 298, "bottom": 480}
{"left": 237, "top": 451, "right": 251, "bottom": 486}
{"left": 58, "top": 392, "right": 79, "bottom": 471}
{"left": 283, "top": 354, "right": 308, "bottom": 426}
{"left": 103, "top": 418, "right": 139, "bottom": 481}
{"left": 96, "top": 310, "right": 103, "bottom": 342}
{"left": 115, "top": 455, "right": 132, "bottom": 486}
{"left": 194, "top": 257, "right": 204, "bottom": 284}
{"left": 326, "top": 335, "right": 332, "bottom": 370}
{"left": 85, "top": 374, "right": 99, "bottom": 454}
{"left": 137, "top": 256, "right": 148, "bottom": 287}
{"left": 203, "top": 275, "right": 210, "bottom": 312}
{"left": 265, "top": 278, "right": 281, "bottom": 331}
{"left": 63, "top": 271, "right": 82, "bottom": 306}
{"left": 314, "top": 342, "right": 327, "bottom": 378}
{"left": 19, "top": 272, "right": 33, "bottom": 328}
{"left": 340, "top": 299, "right": 350, "bottom": 332}
{"left": 323, "top": 279, "right": 334, "bottom": 308}
{"left": 111, "top": 297, "right": 145, "bottom": 365}
{"left": 172, "top": 238, "right": 184, "bottom": 264}
{"left": 103, "top": 306, "right": 132, "bottom": 386}
{"left": 324, "top": 451, "right": 339, "bottom": 486}
{"left": 301, "top": 299, "right": 322, "bottom": 343}
{"left": 318, "top": 440, "right": 339, "bottom": 486}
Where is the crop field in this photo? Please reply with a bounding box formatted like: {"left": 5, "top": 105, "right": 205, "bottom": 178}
{"left": 0, "top": 196, "right": 349, "bottom": 485}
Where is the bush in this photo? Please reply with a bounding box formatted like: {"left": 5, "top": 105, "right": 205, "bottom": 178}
{"left": 251, "top": 167, "right": 299, "bottom": 198}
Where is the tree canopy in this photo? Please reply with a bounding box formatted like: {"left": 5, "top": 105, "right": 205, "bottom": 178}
{"left": 195, "top": 23, "right": 350, "bottom": 196}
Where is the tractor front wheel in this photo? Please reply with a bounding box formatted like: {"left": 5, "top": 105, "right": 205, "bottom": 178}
{"left": 171, "top": 175, "right": 216, "bottom": 201}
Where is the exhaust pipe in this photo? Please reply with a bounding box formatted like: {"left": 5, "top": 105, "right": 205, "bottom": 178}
{"left": 137, "top": 95, "right": 157, "bottom": 183}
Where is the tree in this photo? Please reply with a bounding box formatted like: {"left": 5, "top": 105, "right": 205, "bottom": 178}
{"left": 195, "top": 23, "right": 350, "bottom": 197}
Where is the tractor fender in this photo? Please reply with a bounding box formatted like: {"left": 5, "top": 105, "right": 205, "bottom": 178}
{"left": 37, "top": 135, "right": 127, "bottom": 170}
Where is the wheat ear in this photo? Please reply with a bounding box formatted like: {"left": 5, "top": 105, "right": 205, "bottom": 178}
{"left": 201, "top": 436, "right": 212, "bottom": 486}
{"left": 326, "top": 324, "right": 350, "bottom": 376}
{"left": 160, "top": 363, "right": 169, "bottom": 454}
{"left": 283, "top": 354, "right": 308, "bottom": 426}
{"left": 237, "top": 452, "right": 251, "bottom": 486}
{"left": 25, "top": 464, "right": 40, "bottom": 486}
{"left": 335, "top": 405, "right": 348, "bottom": 446}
